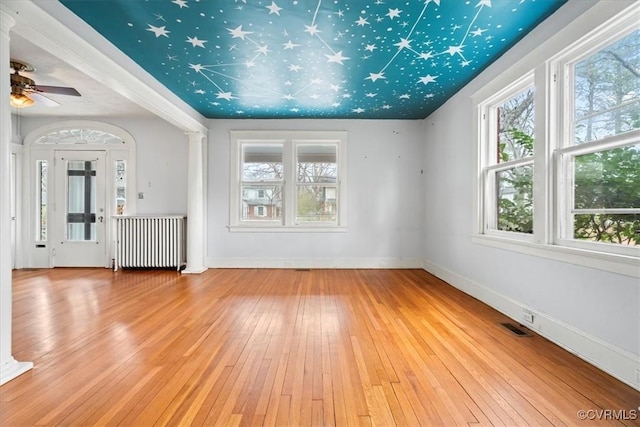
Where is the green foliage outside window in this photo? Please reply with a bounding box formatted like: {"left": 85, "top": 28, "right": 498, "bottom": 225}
{"left": 574, "top": 145, "right": 640, "bottom": 245}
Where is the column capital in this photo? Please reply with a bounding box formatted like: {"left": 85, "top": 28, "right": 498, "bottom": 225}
{"left": 185, "top": 130, "right": 207, "bottom": 144}
{"left": 0, "top": 8, "right": 17, "bottom": 34}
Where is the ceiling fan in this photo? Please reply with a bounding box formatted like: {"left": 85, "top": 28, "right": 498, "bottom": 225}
{"left": 10, "top": 60, "right": 81, "bottom": 108}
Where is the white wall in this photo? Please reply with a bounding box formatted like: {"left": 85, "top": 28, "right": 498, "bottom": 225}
{"left": 19, "top": 116, "right": 188, "bottom": 215}
{"left": 422, "top": 0, "right": 639, "bottom": 389}
{"left": 207, "top": 119, "right": 425, "bottom": 268}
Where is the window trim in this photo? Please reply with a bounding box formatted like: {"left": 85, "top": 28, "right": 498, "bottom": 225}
{"left": 229, "top": 130, "right": 347, "bottom": 232}
{"left": 472, "top": 1, "right": 640, "bottom": 278}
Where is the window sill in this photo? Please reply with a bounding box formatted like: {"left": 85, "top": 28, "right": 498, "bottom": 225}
{"left": 228, "top": 225, "right": 347, "bottom": 233}
{"left": 471, "top": 234, "right": 639, "bottom": 278}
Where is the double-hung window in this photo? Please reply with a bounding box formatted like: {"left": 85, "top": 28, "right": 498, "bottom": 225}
{"left": 479, "top": 75, "right": 536, "bottom": 240}
{"left": 230, "top": 131, "right": 347, "bottom": 231}
{"left": 555, "top": 25, "right": 640, "bottom": 256}
{"left": 474, "top": 2, "right": 639, "bottom": 276}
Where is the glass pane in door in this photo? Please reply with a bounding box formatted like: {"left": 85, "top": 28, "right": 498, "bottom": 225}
{"left": 67, "top": 160, "right": 97, "bottom": 241}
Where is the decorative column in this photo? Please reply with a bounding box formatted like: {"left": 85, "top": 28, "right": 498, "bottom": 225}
{"left": 183, "top": 131, "right": 207, "bottom": 274}
{"left": 0, "top": 8, "right": 33, "bottom": 385}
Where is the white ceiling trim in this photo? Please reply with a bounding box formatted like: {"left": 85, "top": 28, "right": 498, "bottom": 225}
{"left": 1, "top": 0, "right": 207, "bottom": 134}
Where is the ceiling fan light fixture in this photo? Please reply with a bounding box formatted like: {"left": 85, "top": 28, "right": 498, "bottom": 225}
{"left": 10, "top": 92, "right": 35, "bottom": 108}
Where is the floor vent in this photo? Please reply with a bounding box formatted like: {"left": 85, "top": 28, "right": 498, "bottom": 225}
{"left": 295, "top": 268, "right": 311, "bottom": 271}
{"left": 501, "top": 322, "right": 531, "bottom": 337}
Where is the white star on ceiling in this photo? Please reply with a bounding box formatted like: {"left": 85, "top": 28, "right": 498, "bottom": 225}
{"left": 216, "top": 91, "right": 235, "bottom": 101}
{"left": 476, "top": 0, "right": 492, "bottom": 7}
{"left": 447, "top": 45, "right": 464, "bottom": 56}
{"left": 366, "top": 72, "right": 385, "bottom": 82}
{"left": 266, "top": 2, "right": 282, "bottom": 16}
{"left": 147, "top": 24, "right": 170, "bottom": 38}
{"left": 189, "top": 63, "right": 204, "bottom": 73}
{"left": 289, "top": 64, "right": 302, "bottom": 72}
{"left": 171, "top": 0, "right": 188, "bottom": 9}
{"left": 283, "top": 41, "right": 299, "bottom": 49}
{"left": 255, "top": 45, "right": 270, "bottom": 55}
{"left": 355, "top": 17, "right": 370, "bottom": 26}
{"left": 364, "top": 44, "right": 377, "bottom": 52}
{"left": 186, "top": 36, "right": 207, "bottom": 48}
{"left": 394, "top": 38, "right": 412, "bottom": 50}
{"left": 471, "top": 28, "right": 487, "bottom": 37}
{"left": 304, "top": 24, "right": 321, "bottom": 36}
{"left": 326, "top": 51, "right": 350, "bottom": 64}
{"left": 228, "top": 25, "right": 253, "bottom": 40}
{"left": 386, "top": 8, "right": 402, "bottom": 20}
{"left": 418, "top": 74, "right": 438, "bottom": 85}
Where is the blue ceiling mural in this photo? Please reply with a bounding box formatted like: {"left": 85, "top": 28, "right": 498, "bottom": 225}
{"left": 59, "top": 0, "right": 567, "bottom": 119}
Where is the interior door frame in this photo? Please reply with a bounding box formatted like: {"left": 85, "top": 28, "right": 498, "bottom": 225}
{"left": 22, "top": 120, "right": 136, "bottom": 269}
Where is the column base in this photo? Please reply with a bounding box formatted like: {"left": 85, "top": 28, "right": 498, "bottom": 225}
{"left": 182, "top": 266, "right": 207, "bottom": 275}
{"left": 0, "top": 359, "right": 33, "bottom": 385}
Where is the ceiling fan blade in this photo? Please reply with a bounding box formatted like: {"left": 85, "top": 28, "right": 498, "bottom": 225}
{"left": 33, "top": 85, "right": 81, "bottom": 96}
{"left": 30, "top": 92, "right": 60, "bottom": 107}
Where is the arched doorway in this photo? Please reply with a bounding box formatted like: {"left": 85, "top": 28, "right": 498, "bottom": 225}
{"left": 22, "top": 121, "right": 136, "bottom": 268}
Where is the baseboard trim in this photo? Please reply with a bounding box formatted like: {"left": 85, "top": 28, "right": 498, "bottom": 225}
{"left": 207, "top": 258, "right": 424, "bottom": 269}
{"left": 422, "top": 259, "right": 640, "bottom": 391}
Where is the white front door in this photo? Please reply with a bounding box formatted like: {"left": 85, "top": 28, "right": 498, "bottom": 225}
{"left": 54, "top": 151, "right": 106, "bottom": 267}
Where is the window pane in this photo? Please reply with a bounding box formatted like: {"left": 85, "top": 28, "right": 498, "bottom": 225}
{"left": 297, "top": 145, "right": 337, "bottom": 183}
{"left": 66, "top": 160, "right": 97, "bottom": 241}
{"left": 497, "top": 87, "right": 535, "bottom": 163}
{"left": 496, "top": 165, "right": 533, "bottom": 233}
{"left": 574, "top": 144, "right": 640, "bottom": 209}
{"left": 574, "top": 29, "right": 640, "bottom": 144}
{"left": 296, "top": 185, "right": 337, "bottom": 223}
{"left": 115, "top": 160, "right": 126, "bottom": 215}
{"left": 241, "top": 185, "right": 282, "bottom": 221}
{"left": 242, "top": 144, "right": 283, "bottom": 181}
{"left": 36, "top": 160, "right": 47, "bottom": 241}
{"left": 574, "top": 214, "right": 639, "bottom": 246}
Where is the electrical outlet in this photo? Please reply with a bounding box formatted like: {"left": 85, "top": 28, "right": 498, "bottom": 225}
{"left": 138, "top": 192, "right": 144, "bottom": 199}
{"left": 523, "top": 309, "right": 534, "bottom": 324}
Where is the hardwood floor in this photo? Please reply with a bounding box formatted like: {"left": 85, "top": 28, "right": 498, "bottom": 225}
{"left": 1, "top": 268, "right": 638, "bottom": 426}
